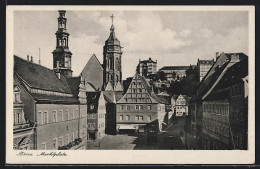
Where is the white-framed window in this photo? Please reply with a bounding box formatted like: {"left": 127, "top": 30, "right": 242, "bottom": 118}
{"left": 135, "top": 115, "right": 139, "bottom": 121}
{"left": 66, "top": 110, "right": 69, "bottom": 121}
{"left": 90, "top": 104, "right": 95, "bottom": 110}
{"left": 126, "top": 106, "right": 130, "bottom": 110}
{"left": 59, "top": 137, "right": 63, "bottom": 147}
{"left": 92, "top": 123, "right": 95, "bottom": 129}
{"left": 139, "top": 116, "right": 143, "bottom": 121}
{"left": 120, "top": 115, "right": 123, "bottom": 121}
{"left": 42, "top": 142, "right": 46, "bottom": 150}
{"left": 65, "top": 134, "right": 69, "bottom": 144}
{"left": 43, "top": 111, "right": 48, "bottom": 124}
{"left": 126, "top": 115, "right": 130, "bottom": 120}
{"left": 59, "top": 110, "right": 63, "bottom": 122}
{"left": 139, "top": 105, "right": 143, "bottom": 110}
{"left": 135, "top": 105, "right": 139, "bottom": 110}
{"left": 120, "top": 105, "right": 124, "bottom": 110}
{"left": 53, "top": 110, "right": 57, "bottom": 123}
{"left": 92, "top": 114, "right": 95, "bottom": 119}
{"left": 88, "top": 123, "right": 91, "bottom": 129}
{"left": 148, "top": 115, "right": 152, "bottom": 121}
{"left": 38, "top": 111, "right": 42, "bottom": 125}
{"left": 70, "top": 133, "right": 74, "bottom": 142}
{"left": 53, "top": 138, "right": 57, "bottom": 150}
{"left": 70, "top": 109, "right": 74, "bottom": 120}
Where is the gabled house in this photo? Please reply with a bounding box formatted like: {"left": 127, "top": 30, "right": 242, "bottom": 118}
{"left": 86, "top": 91, "right": 106, "bottom": 140}
{"left": 201, "top": 56, "right": 248, "bottom": 150}
{"left": 116, "top": 73, "right": 166, "bottom": 133}
{"left": 13, "top": 85, "right": 35, "bottom": 150}
{"left": 81, "top": 54, "right": 104, "bottom": 91}
{"left": 14, "top": 55, "right": 87, "bottom": 150}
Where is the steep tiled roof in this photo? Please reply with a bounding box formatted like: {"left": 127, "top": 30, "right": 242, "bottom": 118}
{"left": 156, "top": 95, "right": 170, "bottom": 105}
{"left": 214, "top": 58, "right": 248, "bottom": 91}
{"left": 66, "top": 76, "right": 81, "bottom": 98}
{"left": 14, "top": 55, "right": 72, "bottom": 94}
{"left": 197, "top": 52, "right": 248, "bottom": 99}
{"left": 81, "top": 54, "right": 103, "bottom": 91}
{"left": 103, "top": 91, "right": 115, "bottom": 103}
{"left": 118, "top": 73, "right": 164, "bottom": 104}
{"left": 29, "top": 93, "right": 78, "bottom": 104}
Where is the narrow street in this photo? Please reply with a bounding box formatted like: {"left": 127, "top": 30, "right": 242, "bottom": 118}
{"left": 87, "top": 117, "right": 187, "bottom": 150}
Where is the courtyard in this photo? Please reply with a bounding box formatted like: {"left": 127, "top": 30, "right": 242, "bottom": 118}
{"left": 87, "top": 117, "right": 188, "bottom": 150}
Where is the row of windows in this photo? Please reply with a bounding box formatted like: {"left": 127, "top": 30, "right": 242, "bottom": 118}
{"left": 203, "top": 104, "right": 229, "bottom": 116}
{"left": 41, "top": 130, "right": 84, "bottom": 150}
{"left": 87, "top": 113, "right": 105, "bottom": 119}
{"left": 120, "top": 105, "right": 151, "bottom": 110}
{"left": 88, "top": 123, "right": 96, "bottom": 129}
{"left": 38, "top": 109, "right": 86, "bottom": 125}
{"left": 119, "top": 115, "right": 152, "bottom": 121}
{"left": 131, "top": 82, "right": 142, "bottom": 86}
{"left": 98, "top": 122, "right": 105, "bottom": 128}
{"left": 124, "top": 98, "right": 152, "bottom": 103}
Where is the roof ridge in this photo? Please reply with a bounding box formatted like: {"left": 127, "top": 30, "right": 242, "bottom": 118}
{"left": 14, "top": 55, "right": 54, "bottom": 72}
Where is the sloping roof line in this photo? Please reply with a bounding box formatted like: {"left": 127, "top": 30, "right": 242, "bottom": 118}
{"left": 14, "top": 55, "right": 72, "bottom": 94}
{"left": 202, "top": 61, "right": 237, "bottom": 100}
{"left": 160, "top": 66, "right": 190, "bottom": 70}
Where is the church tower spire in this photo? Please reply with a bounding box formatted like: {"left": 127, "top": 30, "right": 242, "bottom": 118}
{"left": 52, "top": 10, "right": 73, "bottom": 77}
{"left": 103, "top": 14, "right": 123, "bottom": 90}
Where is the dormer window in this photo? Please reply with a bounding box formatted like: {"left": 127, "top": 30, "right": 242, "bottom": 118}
{"left": 90, "top": 104, "right": 95, "bottom": 110}
{"left": 13, "top": 86, "right": 21, "bottom": 103}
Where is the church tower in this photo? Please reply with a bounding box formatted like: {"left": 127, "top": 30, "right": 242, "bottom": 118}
{"left": 52, "top": 10, "right": 73, "bottom": 77}
{"left": 103, "top": 14, "right": 123, "bottom": 90}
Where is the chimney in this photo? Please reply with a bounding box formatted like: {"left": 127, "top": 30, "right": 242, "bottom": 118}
{"left": 27, "top": 55, "right": 30, "bottom": 61}
{"left": 31, "top": 56, "right": 33, "bottom": 63}
{"left": 149, "top": 57, "right": 151, "bottom": 60}
{"left": 230, "top": 54, "right": 240, "bottom": 63}
{"left": 216, "top": 52, "right": 219, "bottom": 60}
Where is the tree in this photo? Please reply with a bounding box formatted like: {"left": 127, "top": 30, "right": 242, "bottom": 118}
{"left": 157, "top": 71, "right": 167, "bottom": 81}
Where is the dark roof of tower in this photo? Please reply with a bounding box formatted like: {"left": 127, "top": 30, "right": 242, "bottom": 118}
{"left": 105, "top": 24, "right": 120, "bottom": 46}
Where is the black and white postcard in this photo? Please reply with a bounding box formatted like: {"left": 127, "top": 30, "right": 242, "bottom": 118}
{"left": 6, "top": 5, "right": 255, "bottom": 164}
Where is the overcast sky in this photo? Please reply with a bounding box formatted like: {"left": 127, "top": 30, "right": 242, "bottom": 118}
{"left": 14, "top": 10, "right": 248, "bottom": 80}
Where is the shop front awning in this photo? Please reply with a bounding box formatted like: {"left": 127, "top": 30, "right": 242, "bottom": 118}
{"left": 118, "top": 125, "right": 136, "bottom": 130}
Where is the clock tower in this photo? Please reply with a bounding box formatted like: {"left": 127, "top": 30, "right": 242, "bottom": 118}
{"left": 103, "top": 14, "right": 123, "bottom": 90}
{"left": 52, "top": 10, "right": 73, "bottom": 77}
